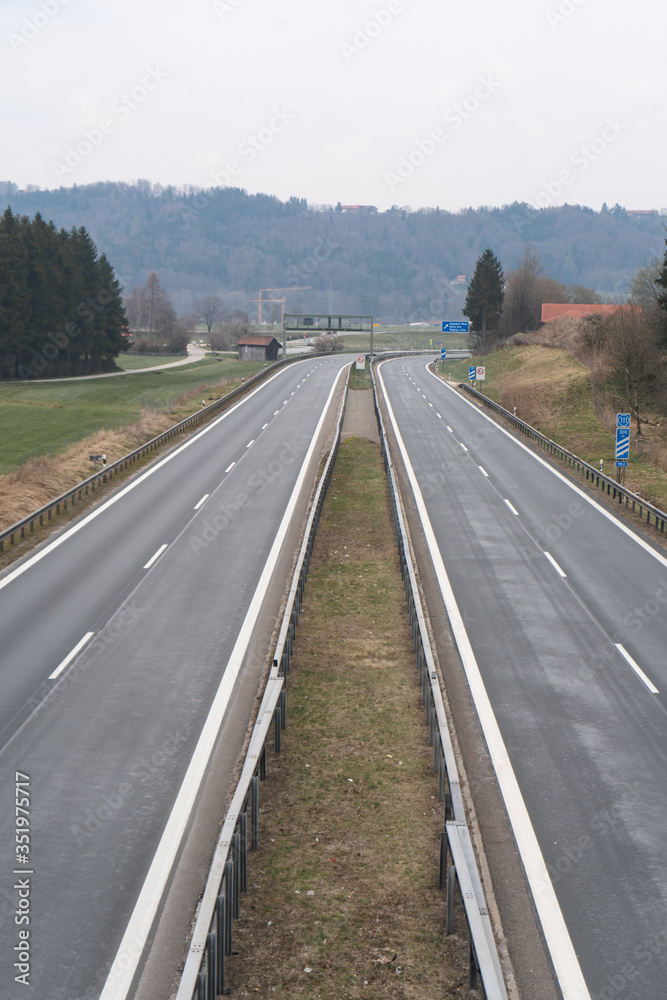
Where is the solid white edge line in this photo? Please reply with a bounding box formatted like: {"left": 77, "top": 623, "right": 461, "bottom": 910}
{"left": 544, "top": 551, "right": 567, "bottom": 578}
{"left": 49, "top": 632, "right": 95, "bottom": 680}
{"left": 616, "top": 644, "right": 659, "bottom": 694}
{"left": 193, "top": 494, "right": 209, "bottom": 510}
{"left": 478, "top": 466, "right": 489, "bottom": 478}
{"left": 98, "top": 362, "right": 349, "bottom": 1000}
{"left": 427, "top": 367, "right": 667, "bottom": 572}
{"left": 143, "top": 543, "right": 168, "bottom": 570}
{"left": 225, "top": 462, "right": 235, "bottom": 473}
{"left": 0, "top": 360, "right": 316, "bottom": 596}
{"left": 504, "top": 499, "right": 519, "bottom": 516}
{"left": 377, "top": 360, "right": 591, "bottom": 1000}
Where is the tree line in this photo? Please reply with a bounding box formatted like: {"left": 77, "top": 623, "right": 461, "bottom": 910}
{"left": 0, "top": 208, "right": 128, "bottom": 379}
{"left": 1, "top": 182, "right": 664, "bottom": 322}
{"left": 464, "top": 244, "right": 667, "bottom": 436}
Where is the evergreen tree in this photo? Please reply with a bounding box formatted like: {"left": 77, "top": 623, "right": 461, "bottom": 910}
{"left": 464, "top": 248, "right": 505, "bottom": 343}
{"left": 0, "top": 208, "right": 127, "bottom": 377}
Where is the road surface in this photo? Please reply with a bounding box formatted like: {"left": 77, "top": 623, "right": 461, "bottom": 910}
{"left": 0, "top": 356, "right": 351, "bottom": 1000}
{"left": 378, "top": 356, "right": 667, "bottom": 1000}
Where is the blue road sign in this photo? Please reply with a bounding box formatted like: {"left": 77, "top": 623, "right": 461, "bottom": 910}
{"left": 617, "top": 413, "right": 631, "bottom": 428}
{"left": 615, "top": 427, "right": 630, "bottom": 462}
{"left": 442, "top": 321, "right": 470, "bottom": 333}
{"left": 616, "top": 462, "right": 628, "bottom": 468}
{"left": 441, "top": 349, "right": 447, "bottom": 359}
{"left": 469, "top": 365, "right": 476, "bottom": 380}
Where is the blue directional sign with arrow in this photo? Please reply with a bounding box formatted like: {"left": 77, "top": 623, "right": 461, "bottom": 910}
{"left": 442, "top": 321, "right": 470, "bottom": 333}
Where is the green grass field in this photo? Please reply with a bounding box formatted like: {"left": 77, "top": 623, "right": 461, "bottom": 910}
{"left": 0, "top": 356, "right": 264, "bottom": 472}
{"left": 115, "top": 353, "right": 188, "bottom": 369}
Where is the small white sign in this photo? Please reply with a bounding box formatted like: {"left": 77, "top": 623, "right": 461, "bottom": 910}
{"left": 356, "top": 355, "right": 365, "bottom": 369}
{"left": 476, "top": 366, "right": 486, "bottom": 380}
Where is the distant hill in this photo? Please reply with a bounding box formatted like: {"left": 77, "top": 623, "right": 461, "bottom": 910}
{"left": 1, "top": 181, "right": 664, "bottom": 323}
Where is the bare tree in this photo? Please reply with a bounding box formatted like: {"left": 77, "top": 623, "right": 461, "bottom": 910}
{"left": 500, "top": 247, "right": 569, "bottom": 336}
{"left": 603, "top": 307, "right": 663, "bottom": 437}
{"left": 194, "top": 295, "right": 227, "bottom": 336}
{"left": 312, "top": 333, "right": 342, "bottom": 353}
{"left": 210, "top": 309, "right": 253, "bottom": 351}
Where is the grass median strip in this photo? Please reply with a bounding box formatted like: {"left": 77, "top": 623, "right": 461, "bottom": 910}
{"left": 229, "top": 437, "right": 470, "bottom": 998}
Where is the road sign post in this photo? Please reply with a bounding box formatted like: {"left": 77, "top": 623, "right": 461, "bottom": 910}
{"left": 615, "top": 413, "right": 631, "bottom": 483}
{"left": 468, "top": 366, "right": 476, "bottom": 382}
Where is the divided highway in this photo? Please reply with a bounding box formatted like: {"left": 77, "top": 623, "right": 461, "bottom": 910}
{"left": 378, "top": 356, "right": 667, "bottom": 1000}
{"left": 0, "top": 356, "right": 350, "bottom": 1000}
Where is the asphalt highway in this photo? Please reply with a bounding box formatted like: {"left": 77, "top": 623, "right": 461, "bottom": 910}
{"left": 378, "top": 356, "right": 667, "bottom": 1000}
{"left": 0, "top": 355, "right": 350, "bottom": 1000}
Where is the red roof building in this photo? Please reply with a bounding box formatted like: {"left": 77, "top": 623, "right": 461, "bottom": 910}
{"left": 541, "top": 303, "right": 638, "bottom": 323}
{"left": 237, "top": 335, "right": 281, "bottom": 362}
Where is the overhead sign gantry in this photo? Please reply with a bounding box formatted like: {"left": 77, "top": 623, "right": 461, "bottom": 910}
{"left": 282, "top": 314, "right": 375, "bottom": 356}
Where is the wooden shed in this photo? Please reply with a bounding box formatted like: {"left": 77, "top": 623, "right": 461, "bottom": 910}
{"left": 237, "top": 335, "right": 281, "bottom": 362}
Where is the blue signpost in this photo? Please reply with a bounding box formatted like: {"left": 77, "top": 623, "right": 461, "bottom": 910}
{"left": 442, "top": 321, "right": 470, "bottom": 333}
{"left": 469, "top": 365, "right": 476, "bottom": 381}
{"left": 441, "top": 349, "right": 447, "bottom": 359}
{"left": 616, "top": 413, "right": 631, "bottom": 477}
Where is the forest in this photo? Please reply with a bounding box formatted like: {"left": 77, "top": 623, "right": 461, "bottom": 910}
{"left": 0, "top": 208, "right": 128, "bottom": 379}
{"left": 0, "top": 181, "right": 664, "bottom": 324}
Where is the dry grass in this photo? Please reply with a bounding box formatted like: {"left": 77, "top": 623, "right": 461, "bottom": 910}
{"left": 0, "top": 379, "right": 245, "bottom": 533}
{"left": 228, "top": 438, "right": 472, "bottom": 999}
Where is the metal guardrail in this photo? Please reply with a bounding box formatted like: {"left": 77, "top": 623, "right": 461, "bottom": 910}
{"left": 459, "top": 381, "right": 667, "bottom": 534}
{"left": 372, "top": 363, "right": 508, "bottom": 1000}
{"left": 176, "top": 364, "right": 350, "bottom": 1000}
{"left": 0, "top": 354, "right": 322, "bottom": 554}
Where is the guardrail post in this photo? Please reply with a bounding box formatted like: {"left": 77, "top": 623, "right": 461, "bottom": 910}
{"left": 240, "top": 813, "right": 247, "bottom": 894}
{"left": 196, "top": 971, "right": 207, "bottom": 1000}
{"left": 469, "top": 944, "right": 480, "bottom": 991}
{"left": 251, "top": 775, "right": 259, "bottom": 850}
{"left": 274, "top": 706, "right": 281, "bottom": 753}
{"left": 446, "top": 865, "right": 456, "bottom": 935}
{"left": 232, "top": 832, "right": 240, "bottom": 918}
{"left": 439, "top": 831, "right": 448, "bottom": 890}
{"left": 438, "top": 754, "right": 446, "bottom": 801}
{"left": 224, "top": 865, "right": 233, "bottom": 956}
{"left": 206, "top": 932, "right": 217, "bottom": 1000}
{"left": 260, "top": 746, "right": 266, "bottom": 780}
{"left": 216, "top": 894, "right": 228, "bottom": 995}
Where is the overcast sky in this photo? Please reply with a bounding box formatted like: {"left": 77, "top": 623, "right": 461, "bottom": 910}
{"left": 1, "top": 0, "right": 663, "bottom": 212}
